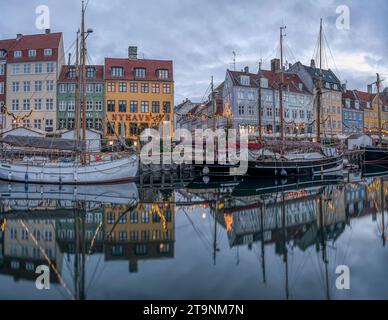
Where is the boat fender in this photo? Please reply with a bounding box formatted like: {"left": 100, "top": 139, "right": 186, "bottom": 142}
{"left": 8, "top": 171, "right": 12, "bottom": 181}
{"left": 203, "top": 166, "right": 210, "bottom": 175}
{"left": 274, "top": 169, "right": 278, "bottom": 176}
{"left": 281, "top": 169, "right": 287, "bottom": 177}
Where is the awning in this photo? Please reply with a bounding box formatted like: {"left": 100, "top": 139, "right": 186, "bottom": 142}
{"left": 0, "top": 135, "right": 85, "bottom": 151}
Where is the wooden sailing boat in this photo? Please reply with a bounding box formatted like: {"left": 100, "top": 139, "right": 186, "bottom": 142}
{"left": 0, "top": 1, "right": 138, "bottom": 184}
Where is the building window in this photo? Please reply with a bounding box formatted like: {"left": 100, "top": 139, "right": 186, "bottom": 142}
{"left": 152, "top": 83, "right": 160, "bottom": 93}
{"left": 152, "top": 101, "right": 160, "bottom": 113}
{"left": 163, "top": 101, "right": 171, "bottom": 113}
{"left": 14, "top": 50, "right": 22, "bottom": 58}
{"left": 23, "top": 99, "right": 30, "bottom": 111}
{"left": 35, "top": 63, "right": 42, "bottom": 73}
{"left": 130, "top": 83, "right": 138, "bottom": 93}
{"left": 86, "top": 118, "right": 93, "bottom": 129}
{"left": 238, "top": 105, "right": 244, "bottom": 115}
{"left": 67, "top": 118, "right": 74, "bottom": 129}
{"left": 119, "top": 231, "right": 127, "bottom": 241}
{"left": 22, "top": 119, "right": 30, "bottom": 128}
{"left": 163, "top": 83, "right": 171, "bottom": 94}
{"left": 34, "top": 99, "right": 42, "bottom": 110}
{"left": 28, "top": 49, "right": 36, "bottom": 57}
{"left": 0, "top": 82, "right": 3, "bottom": 94}
{"left": 248, "top": 105, "right": 254, "bottom": 115}
{"left": 141, "top": 101, "right": 149, "bottom": 113}
{"left": 95, "top": 101, "right": 103, "bottom": 111}
{"left": 86, "top": 67, "right": 95, "bottom": 78}
{"left": 111, "top": 67, "right": 124, "bottom": 77}
{"left": 130, "top": 101, "right": 138, "bottom": 113}
{"left": 87, "top": 83, "right": 94, "bottom": 93}
{"left": 59, "top": 83, "right": 66, "bottom": 93}
{"left": 11, "top": 99, "right": 19, "bottom": 111}
{"left": 44, "top": 48, "right": 52, "bottom": 56}
{"left": 23, "top": 64, "right": 31, "bottom": 74}
{"left": 157, "top": 69, "right": 169, "bottom": 79}
{"left": 134, "top": 68, "right": 146, "bottom": 78}
{"left": 119, "top": 100, "right": 127, "bottom": 112}
{"left": 119, "top": 82, "right": 127, "bottom": 92}
{"left": 45, "top": 119, "right": 54, "bottom": 132}
{"left": 59, "top": 101, "right": 67, "bottom": 111}
{"left": 95, "top": 83, "right": 103, "bottom": 93}
{"left": 23, "top": 81, "right": 31, "bottom": 92}
{"left": 0, "top": 64, "right": 4, "bottom": 75}
{"left": 107, "top": 100, "right": 115, "bottom": 112}
{"left": 35, "top": 80, "right": 42, "bottom": 92}
{"left": 141, "top": 83, "right": 149, "bottom": 93}
{"left": 68, "top": 100, "right": 75, "bottom": 111}
{"left": 46, "top": 80, "right": 54, "bottom": 91}
{"left": 107, "top": 121, "right": 115, "bottom": 134}
{"left": 107, "top": 82, "right": 116, "bottom": 92}
{"left": 130, "top": 123, "right": 138, "bottom": 135}
{"left": 46, "top": 62, "right": 54, "bottom": 73}
{"left": 86, "top": 100, "right": 93, "bottom": 111}
{"left": 12, "top": 81, "right": 19, "bottom": 92}
{"left": 45, "top": 98, "right": 54, "bottom": 110}
{"left": 68, "top": 84, "right": 75, "bottom": 93}
{"left": 68, "top": 67, "right": 76, "bottom": 78}
{"left": 12, "top": 64, "right": 20, "bottom": 75}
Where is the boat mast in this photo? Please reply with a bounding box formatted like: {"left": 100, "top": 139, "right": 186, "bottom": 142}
{"left": 376, "top": 73, "right": 382, "bottom": 146}
{"left": 258, "top": 60, "right": 263, "bottom": 139}
{"left": 316, "top": 19, "right": 323, "bottom": 143}
{"left": 75, "top": 30, "right": 80, "bottom": 141}
{"left": 279, "top": 26, "right": 286, "bottom": 143}
{"left": 80, "top": 0, "right": 87, "bottom": 163}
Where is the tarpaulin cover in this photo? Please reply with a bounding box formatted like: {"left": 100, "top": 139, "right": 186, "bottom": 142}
{"left": 0, "top": 135, "right": 85, "bottom": 151}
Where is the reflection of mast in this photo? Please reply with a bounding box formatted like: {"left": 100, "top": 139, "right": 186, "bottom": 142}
{"left": 318, "top": 194, "right": 330, "bottom": 300}
{"left": 260, "top": 204, "right": 266, "bottom": 284}
{"left": 74, "top": 202, "right": 86, "bottom": 300}
{"left": 380, "top": 178, "right": 386, "bottom": 247}
{"left": 281, "top": 192, "right": 289, "bottom": 299}
{"left": 213, "top": 193, "right": 218, "bottom": 266}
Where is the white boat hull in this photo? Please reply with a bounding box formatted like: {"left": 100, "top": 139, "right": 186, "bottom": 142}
{"left": 0, "top": 155, "right": 138, "bottom": 185}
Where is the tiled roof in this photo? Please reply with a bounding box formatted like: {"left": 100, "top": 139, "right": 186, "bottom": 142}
{"left": 104, "top": 58, "right": 173, "bottom": 81}
{"left": 0, "top": 39, "right": 16, "bottom": 51}
{"left": 298, "top": 62, "right": 341, "bottom": 85}
{"left": 6, "top": 32, "right": 62, "bottom": 63}
{"left": 58, "top": 65, "right": 104, "bottom": 82}
{"left": 260, "top": 69, "right": 312, "bottom": 94}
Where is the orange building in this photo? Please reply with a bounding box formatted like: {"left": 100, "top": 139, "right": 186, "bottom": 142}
{"left": 104, "top": 47, "right": 174, "bottom": 141}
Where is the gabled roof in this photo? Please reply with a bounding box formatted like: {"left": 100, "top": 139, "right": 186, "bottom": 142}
{"left": 260, "top": 69, "right": 312, "bottom": 94}
{"left": 292, "top": 61, "right": 341, "bottom": 86}
{"left": 58, "top": 65, "right": 104, "bottom": 82}
{"left": 104, "top": 58, "right": 173, "bottom": 81}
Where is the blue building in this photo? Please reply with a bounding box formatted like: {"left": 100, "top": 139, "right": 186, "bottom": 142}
{"left": 342, "top": 89, "right": 364, "bottom": 134}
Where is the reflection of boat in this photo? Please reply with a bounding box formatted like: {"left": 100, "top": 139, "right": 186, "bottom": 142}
{"left": 232, "top": 175, "right": 343, "bottom": 197}
{"left": 0, "top": 181, "right": 139, "bottom": 207}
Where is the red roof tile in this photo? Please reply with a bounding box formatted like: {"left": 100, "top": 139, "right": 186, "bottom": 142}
{"left": 104, "top": 58, "right": 173, "bottom": 82}
{"left": 260, "top": 69, "right": 311, "bottom": 94}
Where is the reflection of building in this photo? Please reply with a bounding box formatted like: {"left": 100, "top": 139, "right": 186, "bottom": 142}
{"left": 56, "top": 211, "right": 104, "bottom": 254}
{"left": 0, "top": 218, "right": 62, "bottom": 283}
{"left": 103, "top": 200, "right": 175, "bottom": 273}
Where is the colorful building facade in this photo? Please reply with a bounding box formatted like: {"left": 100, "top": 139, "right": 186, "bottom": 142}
{"left": 342, "top": 89, "right": 364, "bottom": 134}
{"left": 57, "top": 65, "right": 104, "bottom": 131}
{"left": 104, "top": 48, "right": 174, "bottom": 141}
{"left": 5, "top": 31, "right": 65, "bottom": 132}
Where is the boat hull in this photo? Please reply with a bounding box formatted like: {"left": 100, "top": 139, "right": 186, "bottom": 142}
{"left": 195, "top": 155, "right": 343, "bottom": 178}
{"left": 0, "top": 155, "right": 138, "bottom": 185}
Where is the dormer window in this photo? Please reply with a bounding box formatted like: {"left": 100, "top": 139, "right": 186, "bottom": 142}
{"left": 44, "top": 49, "right": 52, "bottom": 56}
{"left": 86, "top": 67, "right": 96, "bottom": 78}
{"left": 111, "top": 67, "right": 124, "bottom": 77}
{"left": 260, "top": 78, "right": 268, "bottom": 89}
{"left": 157, "top": 69, "right": 169, "bottom": 79}
{"left": 0, "top": 50, "right": 5, "bottom": 58}
{"left": 298, "top": 83, "right": 303, "bottom": 91}
{"left": 355, "top": 101, "right": 360, "bottom": 109}
{"left": 345, "top": 99, "right": 350, "bottom": 108}
{"left": 14, "top": 51, "right": 22, "bottom": 58}
{"left": 135, "top": 68, "right": 146, "bottom": 78}
{"left": 366, "top": 102, "right": 371, "bottom": 109}
{"left": 68, "top": 67, "right": 76, "bottom": 78}
{"left": 28, "top": 49, "right": 36, "bottom": 57}
{"left": 240, "top": 75, "right": 250, "bottom": 86}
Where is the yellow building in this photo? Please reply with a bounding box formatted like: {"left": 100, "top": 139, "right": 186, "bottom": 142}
{"left": 359, "top": 90, "right": 388, "bottom": 132}
{"left": 104, "top": 47, "right": 174, "bottom": 141}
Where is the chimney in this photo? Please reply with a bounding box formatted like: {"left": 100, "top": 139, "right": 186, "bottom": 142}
{"left": 45, "top": 29, "right": 51, "bottom": 34}
{"left": 128, "top": 46, "right": 138, "bottom": 60}
{"left": 271, "top": 58, "right": 280, "bottom": 72}
{"left": 244, "top": 66, "right": 249, "bottom": 73}
{"left": 367, "top": 84, "right": 373, "bottom": 94}
{"left": 310, "top": 59, "right": 316, "bottom": 68}
{"left": 16, "top": 33, "right": 23, "bottom": 40}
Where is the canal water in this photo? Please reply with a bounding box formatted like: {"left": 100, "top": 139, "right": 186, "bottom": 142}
{"left": 0, "top": 173, "right": 388, "bottom": 300}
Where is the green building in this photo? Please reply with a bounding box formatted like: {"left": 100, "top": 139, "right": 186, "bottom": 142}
{"left": 57, "top": 65, "right": 104, "bottom": 131}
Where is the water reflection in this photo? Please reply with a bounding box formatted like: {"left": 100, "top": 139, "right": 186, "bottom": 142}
{"left": 0, "top": 173, "right": 387, "bottom": 299}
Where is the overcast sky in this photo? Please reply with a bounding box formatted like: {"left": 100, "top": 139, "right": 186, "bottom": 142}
{"left": 1, "top": 0, "right": 387, "bottom": 104}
